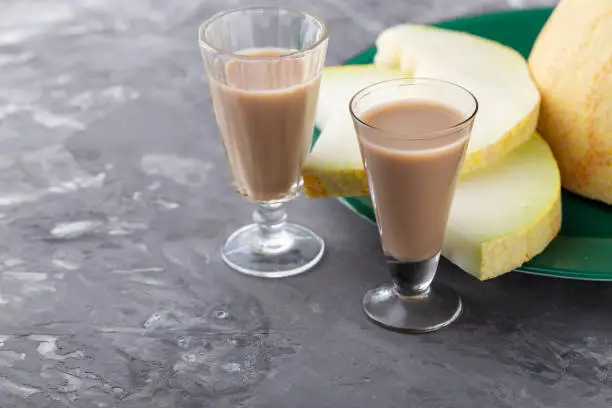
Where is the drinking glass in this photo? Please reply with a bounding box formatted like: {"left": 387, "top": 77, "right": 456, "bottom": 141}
{"left": 199, "top": 7, "right": 328, "bottom": 278}
{"left": 350, "top": 78, "right": 478, "bottom": 333}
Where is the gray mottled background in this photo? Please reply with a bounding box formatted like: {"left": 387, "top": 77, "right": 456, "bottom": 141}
{"left": 4, "top": 0, "right": 612, "bottom": 407}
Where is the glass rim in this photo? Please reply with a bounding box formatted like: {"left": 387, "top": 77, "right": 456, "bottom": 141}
{"left": 349, "top": 77, "right": 479, "bottom": 141}
{"left": 198, "top": 5, "right": 329, "bottom": 61}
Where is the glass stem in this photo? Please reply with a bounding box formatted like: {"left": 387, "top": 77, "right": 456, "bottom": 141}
{"left": 251, "top": 202, "right": 292, "bottom": 254}
{"left": 388, "top": 252, "right": 441, "bottom": 297}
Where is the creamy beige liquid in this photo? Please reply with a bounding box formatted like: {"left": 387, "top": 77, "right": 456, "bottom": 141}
{"left": 358, "top": 101, "right": 469, "bottom": 261}
{"left": 208, "top": 48, "right": 321, "bottom": 202}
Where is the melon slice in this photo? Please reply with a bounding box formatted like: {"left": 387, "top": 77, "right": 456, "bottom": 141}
{"left": 444, "top": 134, "right": 561, "bottom": 280}
{"left": 304, "top": 118, "right": 368, "bottom": 198}
{"left": 375, "top": 24, "right": 540, "bottom": 174}
{"left": 306, "top": 65, "right": 408, "bottom": 198}
{"left": 315, "top": 65, "right": 409, "bottom": 130}
{"left": 528, "top": 0, "right": 612, "bottom": 204}
{"left": 308, "top": 133, "right": 561, "bottom": 280}
{"left": 303, "top": 61, "right": 537, "bottom": 197}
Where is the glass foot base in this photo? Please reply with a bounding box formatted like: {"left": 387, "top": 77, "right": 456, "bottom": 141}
{"left": 221, "top": 223, "right": 325, "bottom": 278}
{"left": 362, "top": 282, "right": 462, "bottom": 333}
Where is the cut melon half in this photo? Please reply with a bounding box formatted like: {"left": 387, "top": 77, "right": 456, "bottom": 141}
{"left": 528, "top": 0, "right": 612, "bottom": 204}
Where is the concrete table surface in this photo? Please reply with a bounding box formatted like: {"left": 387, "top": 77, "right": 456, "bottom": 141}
{"left": 2, "top": 0, "right": 611, "bottom": 407}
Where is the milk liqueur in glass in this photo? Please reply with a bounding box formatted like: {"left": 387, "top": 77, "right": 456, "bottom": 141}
{"left": 350, "top": 78, "right": 478, "bottom": 332}
{"left": 199, "top": 7, "right": 328, "bottom": 278}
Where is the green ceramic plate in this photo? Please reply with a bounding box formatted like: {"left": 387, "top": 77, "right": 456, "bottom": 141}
{"left": 333, "top": 7, "right": 612, "bottom": 280}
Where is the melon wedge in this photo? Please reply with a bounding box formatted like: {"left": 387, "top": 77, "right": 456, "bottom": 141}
{"left": 315, "top": 65, "right": 409, "bottom": 130}
{"left": 304, "top": 57, "right": 539, "bottom": 197}
{"left": 375, "top": 24, "right": 540, "bottom": 174}
{"left": 444, "top": 134, "right": 561, "bottom": 280}
{"left": 306, "top": 65, "right": 408, "bottom": 197}
{"left": 304, "top": 118, "right": 369, "bottom": 198}
{"left": 308, "top": 133, "right": 561, "bottom": 280}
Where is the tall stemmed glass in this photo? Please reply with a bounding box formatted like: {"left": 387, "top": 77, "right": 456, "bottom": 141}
{"left": 199, "top": 7, "right": 328, "bottom": 278}
{"left": 350, "top": 78, "right": 478, "bottom": 333}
